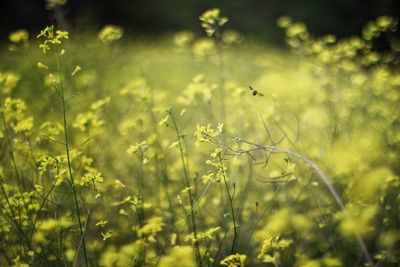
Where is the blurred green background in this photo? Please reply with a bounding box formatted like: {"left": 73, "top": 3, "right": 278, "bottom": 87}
{"left": 2, "top": 0, "right": 399, "bottom": 43}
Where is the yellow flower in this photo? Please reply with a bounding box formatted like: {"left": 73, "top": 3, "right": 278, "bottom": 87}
{"left": 220, "top": 253, "right": 247, "bottom": 267}
{"left": 173, "top": 31, "right": 195, "bottom": 48}
{"left": 71, "top": 65, "right": 81, "bottom": 76}
{"left": 0, "top": 71, "right": 20, "bottom": 94}
{"left": 222, "top": 30, "right": 243, "bottom": 45}
{"left": 96, "top": 220, "right": 108, "bottom": 227}
{"left": 127, "top": 141, "right": 149, "bottom": 154}
{"left": 192, "top": 38, "right": 216, "bottom": 59}
{"left": 36, "top": 26, "right": 69, "bottom": 53}
{"left": 137, "top": 216, "right": 165, "bottom": 241}
{"left": 37, "top": 62, "right": 49, "bottom": 69}
{"left": 101, "top": 231, "right": 112, "bottom": 241}
{"left": 46, "top": 0, "right": 67, "bottom": 9}
{"left": 159, "top": 246, "right": 196, "bottom": 267}
{"left": 90, "top": 97, "right": 110, "bottom": 110}
{"left": 199, "top": 8, "right": 228, "bottom": 37}
{"left": 14, "top": 117, "right": 34, "bottom": 133}
{"left": 114, "top": 179, "right": 126, "bottom": 189}
{"left": 9, "top": 29, "right": 29, "bottom": 43}
{"left": 56, "top": 30, "right": 69, "bottom": 39}
{"left": 158, "top": 115, "right": 169, "bottom": 127}
{"left": 277, "top": 16, "right": 292, "bottom": 28}
{"left": 98, "top": 25, "right": 124, "bottom": 43}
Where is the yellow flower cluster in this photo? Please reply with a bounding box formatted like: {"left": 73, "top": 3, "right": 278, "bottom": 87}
{"left": 220, "top": 253, "right": 247, "bottom": 267}
{"left": 37, "top": 25, "right": 69, "bottom": 53}
{"left": 137, "top": 216, "right": 165, "bottom": 243}
{"left": 73, "top": 97, "right": 110, "bottom": 132}
{"left": 199, "top": 8, "right": 228, "bottom": 37}
{"left": 257, "top": 236, "right": 292, "bottom": 265}
{"left": 98, "top": 25, "right": 124, "bottom": 43}
{"left": 9, "top": 29, "right": 29, "bottom": 45}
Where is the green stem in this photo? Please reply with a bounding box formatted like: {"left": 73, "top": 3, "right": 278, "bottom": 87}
{"left": 0, "top": 174, "right": 29, "bottom": 252}
{"left": 212, "top": 136, "right": 374, "bottom": 266}
{"left": 0, "top": 104, "right": 31, "bottom": 213}
{"left": 218, "top": 154, "right": 237, "bottom": 254}
{"left": 55, "top": 52, "right": 89, "bottom": 267}
{"left": 0, "top": 103, "right": 32, "bottom": 252}
{"left": 155, "top": 179, "right": 213, "bottom": 267}
{"left": 215, "top": 39, "right": 225, "bottom": 123}
{"left": 146, "top": 99, "right": 174, "bottom": 217}
{"left": 28, "top": 180, "right": 57, "bottom": 249}
{"left": 136, "top": 153, "right": 145, "bottom": 227}
{"left": 168, "top": 110, "right": 202, "bottom": 266}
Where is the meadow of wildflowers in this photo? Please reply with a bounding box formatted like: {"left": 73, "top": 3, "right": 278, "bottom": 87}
{"left": 1, "top": 6, "right": 400, "bottom": 267}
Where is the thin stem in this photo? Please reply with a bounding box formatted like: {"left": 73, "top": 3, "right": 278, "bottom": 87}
{"left": 156, "top": 179, "right": 213, "bottom": 267}
{"left": 212, "top": 218, "right": 229, "bottom": 266}
{"left": 168, "top": 110, "right": 202, "bottom": 266}
{"left": 244, "top": 184, "right": 282, "bottom": 251}
{"left": 55, "top": 52, "right": 89, "bottom": 267}
{"left": 0, "top": 174, "right": 29, "bottom": 252}
{"left": 73, "top": 195, "right": 95, "bottom": 267}
{"left": 134, "top": 152, "right": 146, "bottom": 228}
{"left": 218, "top": 154, "right": 237, "bottom": 254}
{"left": 146, "top": 101, "right": 174, "bottom": 218}
{"left": 0, "top": 108, "right": 21, "bottom": 186}
{"left": 0, "top": 104, "right": 32, "bottom": 220}
{"left": 28, "top": 180, "right": 57, "bottom": 248}
{"left": 215, "top": 37, "right": 225, "bottom": 123}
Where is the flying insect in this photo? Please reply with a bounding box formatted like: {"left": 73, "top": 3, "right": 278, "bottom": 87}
{"left": 249, "top": 86, "right": 264, "bottom": 96}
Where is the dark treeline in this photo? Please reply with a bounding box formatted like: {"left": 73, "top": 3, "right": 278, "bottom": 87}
{"left": 2, "top": 0, "right": 400, "bottom": 43}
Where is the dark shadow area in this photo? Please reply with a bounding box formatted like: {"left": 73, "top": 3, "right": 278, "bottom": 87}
{"left": 1, "top": 0, "right": 400, "bottom": 43}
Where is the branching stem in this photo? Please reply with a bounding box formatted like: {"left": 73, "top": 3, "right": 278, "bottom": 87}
{"left": 208, "top": 135, "right": 374, "bottom": 267}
